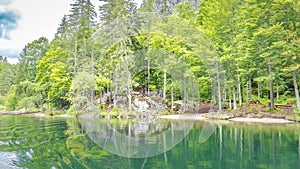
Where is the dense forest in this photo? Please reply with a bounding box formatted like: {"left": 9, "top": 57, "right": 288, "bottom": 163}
{"left": 0, "top": 0, "right": 299, "bottom": 114}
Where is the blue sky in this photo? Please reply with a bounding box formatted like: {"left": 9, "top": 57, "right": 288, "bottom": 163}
{"left": 0, "top": 9, "right": 20, "bottom": 39}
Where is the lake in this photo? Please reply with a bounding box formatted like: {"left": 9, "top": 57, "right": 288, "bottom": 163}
{"left": 0, "top": 115, "right": 299, "bottom": 169}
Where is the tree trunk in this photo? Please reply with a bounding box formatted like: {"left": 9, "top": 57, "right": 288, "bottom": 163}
{"left": 74, "top": 40, "right": 77, "bottom": 78}
{"left": 47, "top": 95, "right": 50, "bottom": 110}
{"left": 192, "top": 79, "right": 196, "bottom": 111}
{"left": 147, "top": 60, "right": 150, "bottom": 96}
{"left": 233, "top": 85, "right": 237, "bottom": 110}
{"left": 147, "top": 19, "right": 151, "bottom": 96}
{"left": 293, "top": 71, "right": 300, "bottom": 112}
{"left": 125, "top": 56, "right": 132, "bottom": 111}
{"left": 171, "top": 84, "right": 174, "bottom": 111}
{"left": 184, "top": 77, "right": 188, "bottom": 112}
{"left": 163, "top": 68, "right": 167, "bottom": 100}
{"left": 128, "top": 90, "right": 132, "bottom": 111}
{"left": 224, "top": 80, "right": 227, "bottom": 105}
{"left": 194, "top": 0, "right": 199, "bottom": 11}
{"left": 238, "top": 75, "right": 242, "bottom": 107}
{"left": 246, "top": 80, "right": 249, "bottom": 106}
{"left": 217, "top": 62, "right": 222, "bottom": 112}
{"left": 40, "top": 98, "right": 43, "bottom": 112}
{"left": 212, "top": 83, "right": 216, "bottom": 105}
{"left": 113, "top": 72, "right": 118, "bottom": 107}
{"left": 229, "top": 82, "right": 232, "bottom": 109}
{"left": 199, "top": 83, "right": 201, "bottom": 103}
{"left": 249, "top": 79, "right": 253, "bottom": 101}
{"left": 109, "top": 77, "right": 113, "bottom": 105}
{"left": 258, "top": 82, "right": 261, "bottom": 100}
{"left": 269, "top": 63, "right": 274, "bottom": 110}
{"left": 276, "top": 81, "right": 279, "bottom": 102}
{"left": 91, "top": 51, "right": 95, "bottom": 105}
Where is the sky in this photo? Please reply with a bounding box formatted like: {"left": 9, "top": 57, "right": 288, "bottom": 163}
{"left": 0, "top": 0, "right": 104, "bottom": 64}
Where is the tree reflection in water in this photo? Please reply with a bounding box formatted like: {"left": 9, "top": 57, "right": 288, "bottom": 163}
{"left": 1, "top": 116, "right": 300, "bottom": 169}
{"left": 79, "top": 118, "right": 194, "bottom": 158}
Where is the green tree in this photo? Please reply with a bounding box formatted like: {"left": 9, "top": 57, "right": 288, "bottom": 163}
{"left": 0, "top": 58, "right": 15, "bottom": 96}
{"left": 15, "top": 37, "right": 49, "bottom": 83}
{"left": 36, "top": 46, "right": 72, "bottom": 109}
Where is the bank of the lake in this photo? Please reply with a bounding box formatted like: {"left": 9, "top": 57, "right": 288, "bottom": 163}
{"left": 159, "top": 113, "right": 295, "bottom": 123}
{"left": 1, "top": 110, "right": 297, "bottom": 124}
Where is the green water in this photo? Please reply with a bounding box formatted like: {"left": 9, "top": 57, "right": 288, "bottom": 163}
{"left": 0, "top": 115, "right": 299, "bottom": 169}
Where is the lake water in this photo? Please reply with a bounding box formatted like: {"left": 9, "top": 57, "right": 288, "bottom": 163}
{"left": 0, "top": 115, "right": 299, "bottom": 169}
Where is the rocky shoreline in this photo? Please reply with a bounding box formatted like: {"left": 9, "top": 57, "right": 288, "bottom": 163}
{"left": 0, "top": 111, "right": 296, "bottom": 124}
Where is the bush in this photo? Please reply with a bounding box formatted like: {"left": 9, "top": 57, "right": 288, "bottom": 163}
{"left": 0, "top": 104, "right": 6, "bottom": 111}
{"left": 7, "top": 95, "right": 18, "bottom": 111}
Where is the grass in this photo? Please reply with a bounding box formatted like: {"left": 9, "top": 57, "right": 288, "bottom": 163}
{"left": 286, "top": 114, "right": 300, "bottom": 122}
{"left": 265, "top": 108, "right": 285, "bottom": 113}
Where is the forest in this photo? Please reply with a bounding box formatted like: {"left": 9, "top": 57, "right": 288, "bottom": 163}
{"left": 0, "top": 0, "right": 299, "bottom": 115}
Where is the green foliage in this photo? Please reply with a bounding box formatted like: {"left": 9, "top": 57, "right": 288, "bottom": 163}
{"left": 5, "top": 81, "right": 46, "bottom": 111}
{"left": 16, "top": 37, "right": 49, "bottom": 83}
{"left": 7, "top": 93, "right": 18, "bottom": 111}
{"left": 1, "top": 0, "right": 300, "bottom": 113}
{"left": 286, "top": 112, "right": 300, "bottom": 121}
{"left": 95, "top": 76, "right": 112, "bottom": 94}
{"left": 70, "top": 71, "right": 95, "bottom": 112}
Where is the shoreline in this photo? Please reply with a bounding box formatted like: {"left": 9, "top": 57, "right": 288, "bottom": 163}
{"left": 159, "top": 113, "right": 294, "bottom": 124}
{"left": 228, "top": 117, "right": 294, "bottom": 123}
{"left": 0, "top": 112, "right": 296, "bottom": 124}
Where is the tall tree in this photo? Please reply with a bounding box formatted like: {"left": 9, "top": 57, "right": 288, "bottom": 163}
{"left": 0, "top": 57, "right": 15, "bottom": 96}
{"left": 15, "top": 37, "right": 49, "bottom": 83}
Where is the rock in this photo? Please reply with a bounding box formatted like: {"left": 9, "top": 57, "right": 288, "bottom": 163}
{"left": 133, "top": 97, "right": 150, "bottom": 112}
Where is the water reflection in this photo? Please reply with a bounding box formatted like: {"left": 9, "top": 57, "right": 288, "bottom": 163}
{"left": 79, "top": 118, "right": 194, "bottom": 158}
{"left": 0, "top": 116, "right": 300, "bottom": 169}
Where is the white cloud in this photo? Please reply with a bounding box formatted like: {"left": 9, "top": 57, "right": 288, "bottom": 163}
{"left": 0, "top": 0, "right": 14, "bottom": 6}
{"left": 0, "top": 0, "right": 140, "bottom": 62}
{"left": 0, "top": 0, "right": 73, "bottom": 58}
{"left": 6, "top": 57, "right": 18, "bottom": 64}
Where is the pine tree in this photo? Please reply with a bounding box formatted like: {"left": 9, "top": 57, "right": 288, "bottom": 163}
{"left": 69, "top": 0, "right": 97, "bottom": 34}
{"left": 16, "top": 37, "right": 49, "bottom": 83}
{"left": 99, "top": 0, "right": 136, "bottom": 25}
{"left": 55, "top": 15, "right": 70, "bottom": 39}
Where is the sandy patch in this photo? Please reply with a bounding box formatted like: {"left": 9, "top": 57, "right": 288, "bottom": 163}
{"left": 159, "top": 114, "right": 207, "bottom": 121}
{"left": 30, "top": 113, "right": 74, "bottom": 117}
{"left": 229, "top": 117, "right": 294, "bottom": 123}
{"left": 33, "top": 113, "right": 47, "bottom": 117}
{"left": 159, "top": 114, "right": 295, "bottom": 124}
{"left": 57, "top": 114, "right": 74, "bottom": 117}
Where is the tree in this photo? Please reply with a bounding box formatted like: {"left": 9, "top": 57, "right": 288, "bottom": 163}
{"left": 36, "top": 46, "right": 72, "bottom": 109}
{"left": 97, "top": 0, "right": 139, "bottom": 109}
{"left": 278, "top": 0, "right": 300, "bottom": 112}
{"left": 55, "top": 15, "right": 70, "bottom": 39}
{"left": 99, "top": 0, "right": 136, "bottom": 25}
{"left": 69, "top": 0, "right": 97, "bottom": 34}
{"left": 0, "top": 57, "right": 15, "bottom": 96}
{"left": 16, "top": 37, "right": 49, "bottom": 83}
